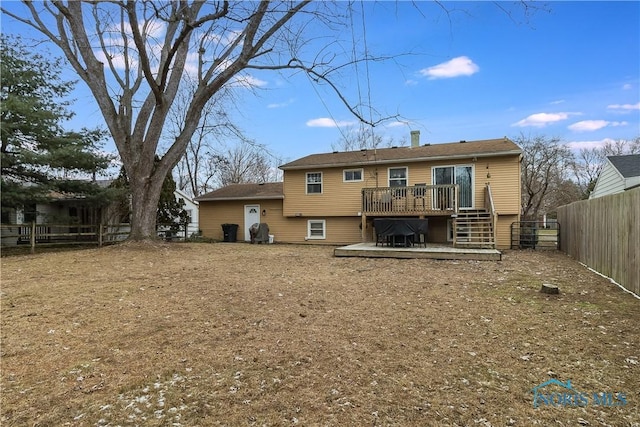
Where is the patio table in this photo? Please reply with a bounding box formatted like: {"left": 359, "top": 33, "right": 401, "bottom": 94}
{"left": 373, "top": 218, "right": 429, "bottom": 247}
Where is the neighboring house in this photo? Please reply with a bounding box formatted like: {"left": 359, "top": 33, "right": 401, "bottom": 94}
{"left": 0, "top": 179, "right": 114, "bottom": 227}
{"left": 589, "top": 154, "right": 640, "bottom": 199}
{"left": 196, "top": 134, "right": 522, "bottom": 249}
{"left": 174, "top": 188, "right": 200, "bottom": 237}
{"left": 1, "top": 181, "right": 199, "bottom": 246}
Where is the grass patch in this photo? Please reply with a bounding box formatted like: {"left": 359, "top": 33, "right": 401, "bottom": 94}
{"left": 1, "top": 244, "right": 638, "bottom": 426}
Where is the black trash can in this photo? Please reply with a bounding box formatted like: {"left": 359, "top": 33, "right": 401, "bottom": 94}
{"left": 221, "top": 223, "right": 238, "bottom": 242}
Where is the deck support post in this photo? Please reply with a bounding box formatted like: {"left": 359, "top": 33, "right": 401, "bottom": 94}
{"left": 452, "top": 216, "right": 458, "bottom": 248}
{"left": 361, "top": 214, "right": 368, "bottom": 242}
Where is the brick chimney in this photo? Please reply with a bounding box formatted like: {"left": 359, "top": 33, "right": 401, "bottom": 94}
{"left": 410, "top": 130, "right": 420, "bottom": 148}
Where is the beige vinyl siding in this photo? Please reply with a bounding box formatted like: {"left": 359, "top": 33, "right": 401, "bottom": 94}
{"left": 283, "top": 154, "right": 521, "bottom": 218}
{"left": 199, "top": 200, "right": 361, "bottom": 244}
{"left": 313, "top": 217, "right": 362, "bottom": 244}
{"left": 275, "top": 217, "right": 361, "bottom": 244}
{"left": 424, "top": 155, "right": 520, "bottom": 212}
{"left": 199, "top": 199, "right": 286, "bottom": 241}
{"left": 284, "top": 162, "right": 430, "bottom": 217}
{"left": 495, "top": 214, "right": 519, "bottom": 249}
{"left": 428, "top": 217, "right": 449, "bottom": 244}
{"left": 483, "top": 156, "right": 521, "bottom": 214}
{"left": 283, "top": 167, "right": 377, "bottom": 217}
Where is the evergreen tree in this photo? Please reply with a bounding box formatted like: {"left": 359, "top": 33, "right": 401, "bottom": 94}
{"left": 155, "top": 158, "right": 188, "bottom": 232}
{"left": 0, "top": 35, "right": 114, "bottom": 218}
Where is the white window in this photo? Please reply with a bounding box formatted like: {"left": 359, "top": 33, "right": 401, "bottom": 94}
{"left": 307, "top": 220, "right": 326, "bottom": 239}
{"left": 388, "top": 167, "right": 408, "bottom": 187}
{"left": 343, "top": 168, "right": 363, "bottom": 182}
{"left": 306, "top": 172, "right": 322, "bottom": 194}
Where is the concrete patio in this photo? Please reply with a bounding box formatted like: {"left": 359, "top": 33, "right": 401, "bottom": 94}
{"left": 334, "top": 242, "right": 502, "bottom": 261}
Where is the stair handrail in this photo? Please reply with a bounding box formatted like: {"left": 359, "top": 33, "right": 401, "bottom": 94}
{"left": 485, "top": 183, "right": 497, "bottom": 245}
{"left": 484, "top": 183, "right": 496, "bottom": 215}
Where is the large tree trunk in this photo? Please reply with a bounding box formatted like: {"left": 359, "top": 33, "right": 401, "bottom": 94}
{"left": 129, "top": 185, "right": 159, "bottom": 240}
{"left": 127, "top": 163, "right": 166, "bottom": 241}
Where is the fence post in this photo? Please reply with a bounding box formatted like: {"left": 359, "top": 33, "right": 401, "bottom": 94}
{"left": 98, "top": 223, "right": 103, "bottom": 247}
{"left": 30, "top": 221, "right": 36, "bottom": 254}
{"left": 184, "top": 219, "right": 188, "bottom": 241}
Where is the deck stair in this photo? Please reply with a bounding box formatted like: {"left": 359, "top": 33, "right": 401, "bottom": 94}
{"left": 454, "top": 209, "right": 495, "bottom": 249}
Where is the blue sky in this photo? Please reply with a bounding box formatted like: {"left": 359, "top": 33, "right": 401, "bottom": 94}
{"left": 2, "top": 1, "right": 639, "bottom": 165}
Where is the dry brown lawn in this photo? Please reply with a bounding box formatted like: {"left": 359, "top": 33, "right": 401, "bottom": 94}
{"left": 1, "top": 242, "right": 638, "bottom": 426}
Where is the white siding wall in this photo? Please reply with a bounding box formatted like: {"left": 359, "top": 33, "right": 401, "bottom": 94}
{"left": 175, "top": 189, "right": 200, "bottom": 236}
{"left": 590, "top": 161, "right": 625, "bottom": 199}
{"left": 182, "top": 197, "right": 200, "bottom": 236}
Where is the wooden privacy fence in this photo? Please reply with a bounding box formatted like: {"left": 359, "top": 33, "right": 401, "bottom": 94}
{"left": 0, "top": 222, "right": 193, "bottom": 253}
{"left": 557, "top": 187, "right": 639, "bottom": 296}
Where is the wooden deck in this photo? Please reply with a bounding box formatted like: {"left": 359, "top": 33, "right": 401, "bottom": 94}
{"left": 361, "top": 185, "right": 458, "bottom": 216}
{"left": 334, "top": 242, "right": 502, "bottom": 261}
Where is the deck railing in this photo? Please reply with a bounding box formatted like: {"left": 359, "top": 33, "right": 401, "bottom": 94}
{"left": 484, "top": 183, "right": 498, "bottom": 236}
{"left": 362, "top": 184, "right": 458, "bottom": 216}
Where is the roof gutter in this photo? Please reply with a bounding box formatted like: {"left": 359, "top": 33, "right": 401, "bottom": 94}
{"left": 279, "top": 149, "right": 522, "bottom": 170}
{"left": 195, "top": 195, "right": 284, "bottom": 202}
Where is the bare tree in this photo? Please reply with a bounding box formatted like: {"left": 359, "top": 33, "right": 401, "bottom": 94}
{"left": 168, "top": 76, "right": 281, "bottom": 197}
{"left": 573, "top": 137, "right": 640, "bottom": 198}
{"left": 331, "top": 125, "right": 408, "bottom": 152}
{"left": 214, "top": 141, "right": 280, "bottom": 187}
{"left": 3, "top": 1, "right": 389, "bottom": 240}
{"left": 601, "top": 137, "right": 640, "bottom": 156}
{"left": 516, "top": 134, "right": 576, "bottom": 221}
{"left": 168, "top": 76, "right": 244, "bottom": 197}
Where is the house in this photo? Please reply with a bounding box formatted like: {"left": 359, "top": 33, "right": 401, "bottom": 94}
{"left": 196, "top": 133, "right": 522, "bottom": 249}
{"left": 174, "top": 188, "right": 200, "bottom": 237}
{"left": 196, "top": 182, "right": 285, "bottom": 242}
{"left": 0, "top": 180, "right": 113, "bottom": 227}
{"left": 0, "top": 182, "right": 200, "bottom": 246}
{"left": 589, "top": 154, "right": 640, "bottom": 199}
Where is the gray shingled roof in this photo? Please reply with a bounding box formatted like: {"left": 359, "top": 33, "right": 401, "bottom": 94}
{"left": 195, "top": 182, "right": 284, "bottom": 201}
{"left": 608, "top": 154, "right": 640, "bottom": 178}
{"left": 279, "top": 138, "right": 521, "bottom": 170}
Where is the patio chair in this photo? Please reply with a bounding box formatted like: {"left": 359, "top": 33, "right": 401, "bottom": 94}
{"left": 413, "top": 184, "right": 427, "bottom": 210}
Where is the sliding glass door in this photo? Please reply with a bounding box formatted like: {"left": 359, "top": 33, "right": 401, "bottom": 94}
{"left": 432, "top": 165, "right": 473, "bottom": 209}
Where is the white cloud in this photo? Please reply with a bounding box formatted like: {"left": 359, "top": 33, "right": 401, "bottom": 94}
{"left": 420, "top": 56, "right": 479, "bottom": 80}
{"left": 306, "top": 118, "right": 355, "bottom": 128}
{"left": 139, "top": 20, "right": 166, "bottom": 39}
{"left": 205, "top": 29, "right": 243, "bottom": 47}
{"left": 405, "top": 79, "right": 418, "bottom": 86}
{"left": 512, "top": 112, "right": 575, "bottom": 127}
{"left": 607, "top": 102, "right": 640, "bottom": 111}
{"left": 267, "top": 99, "right": 295, "bottom": 109}
{"left": 568, "top": 120, "right": 628, "bottom": 132}
{"left": 228, "top": 74, "right": 268, "bottom": 89}
{"left": 550, "top": 99, "right": 565, "bottom": 105}
{"left": 565, "top": 138, "right": 615, "bottom": 151}
{"left": 104, "top": 19, "right": 166, "bottom": 40}
{"left": 622, "top": 83, "right": 633, "bottom": 90}
{"left": 386, "top": 121, "right": 409, "bottom": 128}
{"left": 94, "top": 50, "right": 139, "bottom": 70}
